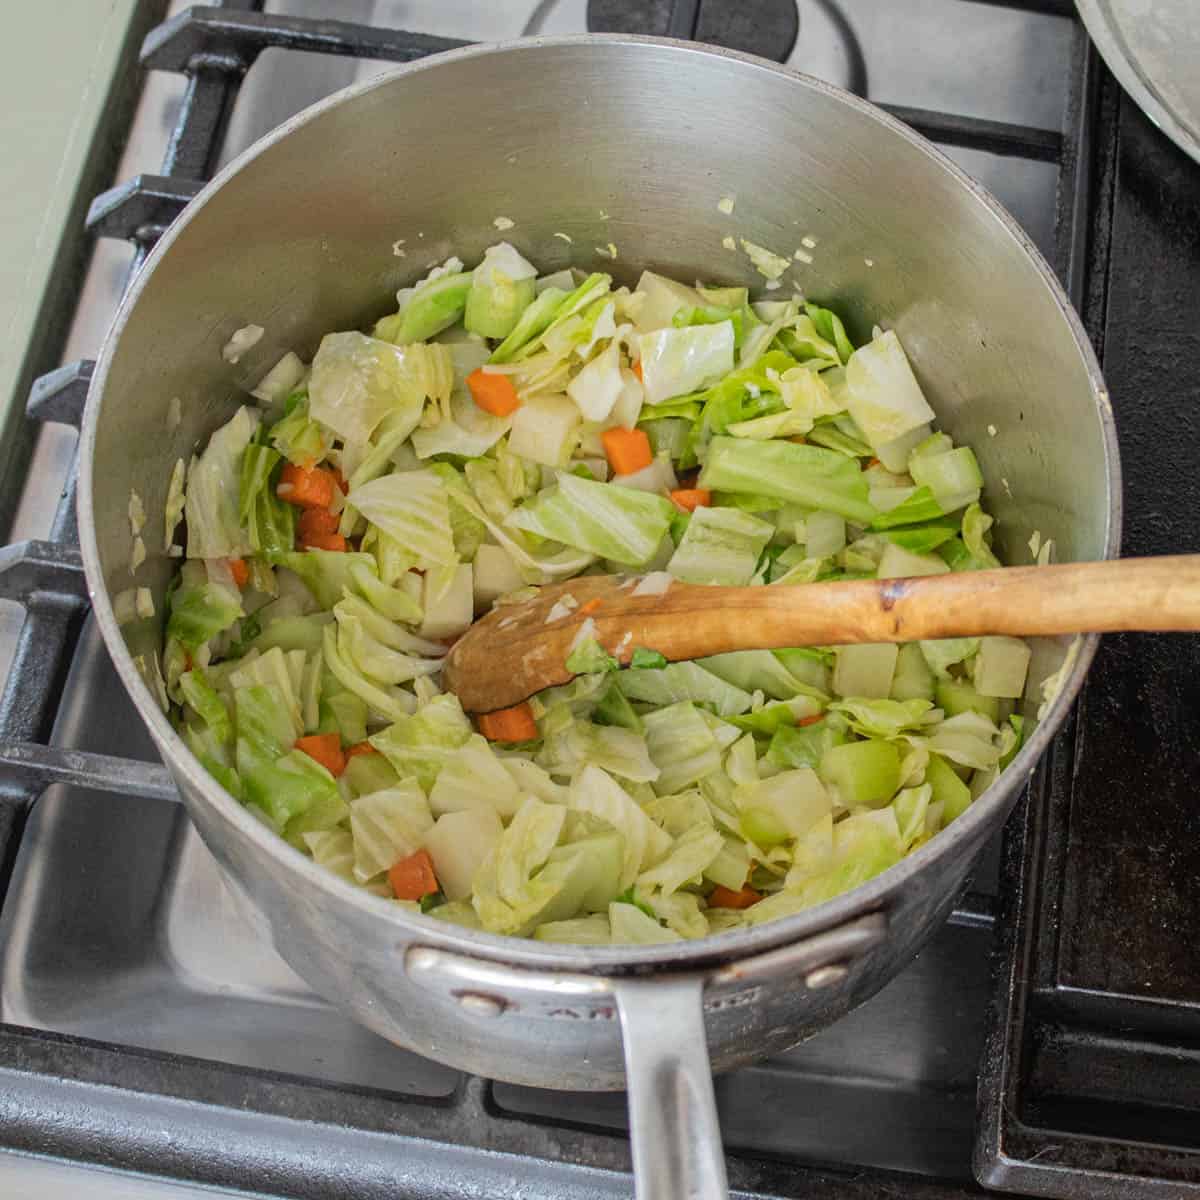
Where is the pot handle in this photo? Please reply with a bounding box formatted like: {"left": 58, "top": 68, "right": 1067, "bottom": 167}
{"left": 612, "top": 975, "right": 727, "bottom": 1200}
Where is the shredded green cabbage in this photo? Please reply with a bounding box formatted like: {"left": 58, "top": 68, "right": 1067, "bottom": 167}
{"left": 163, "top": 245, "right": 1034, "bottom": 942}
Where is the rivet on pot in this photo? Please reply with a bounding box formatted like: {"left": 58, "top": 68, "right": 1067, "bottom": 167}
{"left": 804, "top": 963, "right": 849, "bottom": 990}
{"left": 456, "top": 991, "right": 508, "bottom": 1017}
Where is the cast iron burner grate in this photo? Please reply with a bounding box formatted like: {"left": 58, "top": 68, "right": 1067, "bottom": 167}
{"left": 587, "top": 0, "right": 800, "bottom": 62}
{"left": 1, "top": 1, "right": 1199, "bottom": 1197}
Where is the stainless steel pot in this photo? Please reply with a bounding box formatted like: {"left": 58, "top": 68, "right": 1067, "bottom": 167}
{"left": 78, "top": 36, "right": 1120, "bottom": 1200}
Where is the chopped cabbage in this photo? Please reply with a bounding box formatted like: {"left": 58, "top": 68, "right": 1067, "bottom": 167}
{"left": 639, "top": 323, "right": 735, "bottom": 406}
{"left": 165, "top": 248, "right": 1032, "bottom": 941}
{"left": 309, "top": 332, "right": 438, "bottom": 447}
{"left": 508, "top": 471, "right": 674, "bottom": 566}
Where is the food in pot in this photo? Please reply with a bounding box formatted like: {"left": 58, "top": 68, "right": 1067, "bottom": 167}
{"left": 160, "top": 245, "right": 1030, "bottom": 942}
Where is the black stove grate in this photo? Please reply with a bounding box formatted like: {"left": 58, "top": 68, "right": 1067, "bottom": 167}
{"left": 1, "top": 1, "right": 1197, "bottom": 1197}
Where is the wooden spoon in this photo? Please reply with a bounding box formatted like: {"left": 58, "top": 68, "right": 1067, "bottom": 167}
{"left": 441, "top": 556, "right": 1200, "bottom": 713}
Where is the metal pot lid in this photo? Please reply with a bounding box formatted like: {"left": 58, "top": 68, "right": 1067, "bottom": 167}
{"left": 1076, "top": 0, "right": 1200, "bottom": 165}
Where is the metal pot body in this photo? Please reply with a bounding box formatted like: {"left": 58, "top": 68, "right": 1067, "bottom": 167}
{"left": 79, "top": 36, "right": 1118, "bottom": 1199}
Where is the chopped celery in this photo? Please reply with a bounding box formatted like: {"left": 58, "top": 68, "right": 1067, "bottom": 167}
{"left": 239, "top": 443, "right": 294, "bottom": 558}
{"left": 344, "top": 750, "right": 400, "bottom": 798}
{"left": 488, "top": 287, "right": 569, "bottom": 363}
{"left": 890, "top": 642, "right": 936, "bottom": 701}
{"left": 832, "top": 644, "right": 898, "bottom": 699}
{"left": 925, "top": 753, "right": 972, "bottom": 824}
{"left": 961, "top": 503, "right": 1002, "bottom": 569}
{"left": 465, "top": 243, "right": 538, "bottom": 339}
{"left": 594, "top": 680, "right": 643, "bottom": 731}
{"left": 322, "top": 691, "right": 368, "bottom": 747}
{"left": 934, "top": 678, "right": 1002, "bottom": 722}
{"left": 818, "top": 739, "right": 902, "bottom": 808}
{"left": 999, "top": 715, "right": 1025, "bottom": 770}
{"left": 876, "top": 542, "right": 951, "bottom": 579}
{"left": 974, "top": 635, "right": 1032, "bottom": 699}
{"left": 804, "top": 303, "right": 855, "bottom": 363}
{"left": 376, "top": 271, "right": 472, "bottom": 344}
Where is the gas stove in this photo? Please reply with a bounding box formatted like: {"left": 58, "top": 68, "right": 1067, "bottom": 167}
{"left": 1, "top": 2, "right": 1198, "bottom": 1198}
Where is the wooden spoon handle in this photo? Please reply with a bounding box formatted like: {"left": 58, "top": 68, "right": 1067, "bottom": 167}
{"left": 444, "top": 556, "right": 1200, "bottom": 712}
{"left": 732, "top": 555, "right": 1200, "bottom": 644}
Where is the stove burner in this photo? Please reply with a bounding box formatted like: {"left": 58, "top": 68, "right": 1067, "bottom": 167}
{"left": 586, "top": 0, "right": 799, "bottom": 63}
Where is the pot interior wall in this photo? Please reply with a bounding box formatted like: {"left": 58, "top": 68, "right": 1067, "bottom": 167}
{"left": 88, "top": 38, "right": 1112, "bottom": 747}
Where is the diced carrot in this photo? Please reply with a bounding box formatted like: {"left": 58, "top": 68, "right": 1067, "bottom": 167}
{"left": 865, "top": 457, "right": 881, "bottom": 469}
{"left": 601, "top": 427, "right": 653, "bottom": 476}
{"left": 345, "top": 742, "right": 378, "bottom": 760}
{"left": 298, "top": 507, "right": 339, "bottom": 538}
{"left": 388, "top": 849, "right": 440, "bottom": 902}
{"left": 477, "top": 701, "right": 539, "bottom": 743}
{"left": 631, "top": 361, "right": 643, "bottom": 382}
{"left": 295, "top": 733, "right": 346, "bottom": 777}
{"left": 669, "top": 488, "right": 712, "bottom": 513}
{"left": 299, "top": 531, "right": 348, "bottom": 553}
{"left": 331, "top": 467, "right": 349, "bottom": 494}
{"left": 277, "top": 463, "right": 337, "bottom": 510}
{"left": 797, "top": 713, "right": 825, "bottom": 727}
{"left": 709, "top": 884, "right": 762, "bottom": 910}
{"left": 227, "top": 557, "right": 250, "bottom": 588}
{"left": 578, "top": 598, "right": 602, "bottom": 617}
{"left": 467, "top": 368, "right": 521, "bottom": 417}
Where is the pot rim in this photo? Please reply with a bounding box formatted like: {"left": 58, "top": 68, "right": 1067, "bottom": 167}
{"left": 78, "top": 32, "right": 1121, "bottom": 974}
